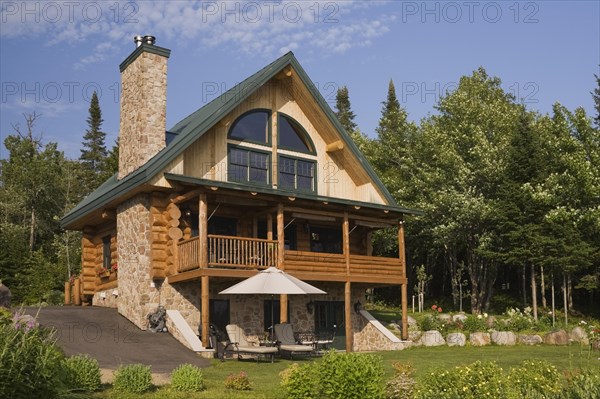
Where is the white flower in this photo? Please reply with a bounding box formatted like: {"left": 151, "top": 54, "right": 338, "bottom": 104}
{"left": 477, "top": 314, "right": 483, "bottom": 319}
{"left": 580, "top": 320, "right": 587, "bottom": 325}
{"left": 483, "top": 313, "right": 488, "bottom": 318}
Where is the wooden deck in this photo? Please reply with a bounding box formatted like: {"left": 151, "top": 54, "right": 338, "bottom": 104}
{"left": 173, "top": 235, "right": 404, "bottom": 284}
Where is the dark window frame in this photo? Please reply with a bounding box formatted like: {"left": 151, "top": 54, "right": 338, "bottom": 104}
{"left": 227, "top": 145, "right": 271, "bottom": 186}
{"left": 102, "top": 236, "right": 111, "bottom": 269}
{"left": 228, "top": 109, "right": 271, "bottom": 145}
{"left": 277, "top": 113, "right": 316, "bottom": 155}
{"left": 278, "top": 154, "right": 316, "bottom": 193}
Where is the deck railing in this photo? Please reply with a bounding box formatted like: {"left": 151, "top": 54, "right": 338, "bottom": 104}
{"left": 208, "top": 234, "right": 277, "bottom": 269}
{"left": 177, "top": 236, "right": 403, "bottom": 278}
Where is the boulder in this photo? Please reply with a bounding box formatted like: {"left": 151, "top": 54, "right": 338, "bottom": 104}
{"left": 420, "top": 330, "right": 445, "bottom": 347}
{"left": 407, "top": 315, "right": 418, "bottom": 327}
{"left": 446, "top": 332, "right": 466, "bottom": 347}
{"left": 0, "top": 282, "right": 11, "bottom": 308}
{"left": 388, "top": 323, "right": 401, "bottom": 332}
{"left": 470, "top": 332, "right": 491, "bottom": 346}
{"left": 409, "top": 330, "right": 422, "bottom": 344}
{"left": 438, "top": 313, "right": 452, "bottom": 322}
{"left": 452, "top": 313, "right": 467, "bottom": 323}
{"left": 486, "top": 316, "right": 497, "bottom": 328}
{"left": 518, "top": 334, "right": 543, "bottom": 345}
{"left": 491, "top": 331, "right": 517, "bottom": 346}
{"left": 544, "top": 330, "right": 569, "bottom": 345}
{"left": 569, "top": 327, "right": 589, "bottom": 344}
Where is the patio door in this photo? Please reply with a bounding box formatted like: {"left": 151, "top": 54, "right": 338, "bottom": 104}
{"left": 314, "top": 301, "right": 345, "bottom": 350}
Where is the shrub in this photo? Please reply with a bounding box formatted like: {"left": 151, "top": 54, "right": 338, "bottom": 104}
{"left": 419, "top": 315, "right": 440, "bottom": 332}
{"left": 0, "top": 321, "right": 65, "bottom": 399}
{"left": 415, "top": 361, "right": 513, "bottom": 399}
{"left": 113, "top": 364, "right": 153, "bottom": 394}
{"left": 318, "top": 351, "right": 385, "bottom": 399}
{"left": 280, "top": 362, "right": 319, "bottom": 399}
{"left": 507, "top": 360, "right": 562, "bottom": 398}
{"left": 462, "top": 314, "right": 487, "bottom": 333}
{"left": 170, "top": 363, "right": 205, "bottom": 392}
{"left": 63, "top": 354, "right": 101, "bottom": 392}
{"left": 503, "top": 307, "right": 534, "bottom": 332}
{"left": 563, "top": 368, "right": 600, "bottom": 399}
{"left": 385, "top": 363, "right": 416, "bottom": 399}
{"left": 224, "top": 371, "right": 252, "bottom": 391}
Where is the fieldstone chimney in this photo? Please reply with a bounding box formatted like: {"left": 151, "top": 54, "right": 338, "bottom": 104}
{"left": 118, "top": 35, "right": 170, "bottom": 179}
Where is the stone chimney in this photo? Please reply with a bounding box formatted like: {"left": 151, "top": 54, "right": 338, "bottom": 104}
{"left": 118, "top": 35, "right": 171, "bottom": 179}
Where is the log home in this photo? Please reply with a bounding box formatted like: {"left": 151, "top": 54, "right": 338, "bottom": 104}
{"left": 61, "top": 36, "right": 420, "bottom": 353}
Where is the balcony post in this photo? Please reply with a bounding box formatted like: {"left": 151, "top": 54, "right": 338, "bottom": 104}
{"left": 345, "top": 281, "right": 353, "bottom": 352}
{"left": 399, "top": 220, "right": 408, "bottom": 340}
{"left": 199, "top": 193, "right": 208, "bottom": 269}
{"left": 201, "top": 275, "right": 210, "bottom": 348}
{"left": 343, "top": 212, "right": 353, "bottom": 351}
{"left": 277, "top": 203, "right": 288, "bottom": 323}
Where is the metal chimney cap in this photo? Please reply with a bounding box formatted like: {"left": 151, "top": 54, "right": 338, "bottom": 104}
{"left": 134, "top": 35, "right": 144, "bottom": 47}
{"left": 143, "top": 35, "right": 156, "bottom": 45}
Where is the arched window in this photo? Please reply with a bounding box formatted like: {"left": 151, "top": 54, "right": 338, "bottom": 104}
{"left": 278, "top": 114, "right": 314, "bottom": 154}
{"left": 228, "top": 110, "right": 270, "bottom": 144}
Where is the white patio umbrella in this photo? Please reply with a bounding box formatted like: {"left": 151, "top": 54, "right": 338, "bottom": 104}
{"left": 219, "top": 267, "right": 326, "bottom": 341}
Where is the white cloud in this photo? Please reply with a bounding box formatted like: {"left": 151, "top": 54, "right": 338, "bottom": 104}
{"left": 1, "top": 1, "right": 394, "bottom": 67}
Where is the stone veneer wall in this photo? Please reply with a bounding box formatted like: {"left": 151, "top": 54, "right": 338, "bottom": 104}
{"left": 118, "top": 50, "right": 168, "bottom": 179}
{"left": 92, "top": 287, "right": 119, "bottom": 308}
{"left": 353, "top": 314, "right": 404, "bottom": 351}
{"left": 116, "top": 194, "right": 159, "bottom": 328}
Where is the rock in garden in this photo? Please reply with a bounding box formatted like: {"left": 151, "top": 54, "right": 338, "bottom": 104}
{"left": 470, "top": 332, "right": 491, "bottom": 346}
{"left": 446, "top": 332, "right": 466, "bottom": 347}
{"left": 409, "top": 330, "right": 422, "bottom": 344}
{"left": 569, "top": 327, "right": 589, "bottom": 345}
{"left": 438, "top": 313, "right": 452, "bottom": 322}
{"left": 544, "top": 330, "right": 569, "bottom": 345}
{"left": 452, "top": 313, "right": 467, "bottom": 323}
{"left": 486, "top": 316, "right": 497, "bottom": 328}
{"left": 0, "top": 282, "right": 11, "bottom": 308}
{"left": 491, "top": 331, "right": 516, "bottom": 346}
{"left": 518, "top": 334, "right": 543, "bottom": 345}
{"left": 389, "top": 322, "right": 401, "bottom": 331}
{"left": 407, "top": 315, "right": 417, "bottom": 327}
{"left": 421, "top": 330, "right": 445, "bottom": 347}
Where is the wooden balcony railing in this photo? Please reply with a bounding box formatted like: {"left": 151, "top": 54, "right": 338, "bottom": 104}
{"left": 208, "top": 235, "right": 277, "bottom": 269}
{"left": 284, "top": 250, "right": 403, "bottom": 278}
{"left": 178, "top": 237, "right": 200, "bottom": 272}
{"left": 177, "top": 236, "right": 403, "bottom": 279}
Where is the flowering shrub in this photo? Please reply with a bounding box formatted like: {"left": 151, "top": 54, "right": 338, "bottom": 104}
{"left": 110, "top": 263, "right": 118, "bottom": 273}
{"left": 97, "top": 267, "right": 109, "bottom": 277}
{"left": 463, "top": 314, "right": 487, "bottom": 333}
{"left": 225, "top": 371, "right": 252, "bottom": 390}
{"left": 507, "top": 360, "right": 562, "bottom": 398}
{"left": 563, "top": 368, "right": 600, "bottom": 399}
{"left": 431, "top": 304, "right": 442, "bottom": 313}
{"left": 501, "top": 307, "right": 534, "bottom": 331}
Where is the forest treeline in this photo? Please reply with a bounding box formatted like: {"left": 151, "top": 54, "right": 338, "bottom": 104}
{"left": 1, "top": 70, "right": 599, "bottom": 317}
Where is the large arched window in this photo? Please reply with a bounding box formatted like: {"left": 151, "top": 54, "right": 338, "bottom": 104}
{"left": 228, "top": 110, "right": 270, "bottom": 144}
{"left": 278, "top": 114, "right": 314, "bottom": 154}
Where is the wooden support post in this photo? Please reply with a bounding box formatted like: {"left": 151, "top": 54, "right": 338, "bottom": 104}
{"left": 201, "top": 276, "right": 210, "bottom": 348}
{"left": 64, "top": 281, "right": 71, "bottom": 305}
{"left": 267, "top": 213, "right": 273, "bottom": 240}
{"left": 399, "top": 220, "right": 408, "bottom": 340}
{"left": 345, "top": 281, "right": 353, "bottom": 352}
{"left": 343, "top": 212, "right": 350, "bottom": 275}
{"left": 277, "top": 204, "right": 288, "bottom": 323}
{"left": 199, "top": 193, "right": 208, "bottom": 269}
{"left": 73, "top": 278, "right": 81, "bottom": 306}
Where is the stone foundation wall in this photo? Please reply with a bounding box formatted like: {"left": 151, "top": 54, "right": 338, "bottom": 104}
{"left": 353, "top": 314, "right": 404, "bottom": 351}
{"left": 92, "top": 287, "right": 119, "bottom": 308}
{"left": 160, "top": 281, "right": 201, "bottom": 333}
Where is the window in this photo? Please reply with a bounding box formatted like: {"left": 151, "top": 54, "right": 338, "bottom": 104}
{"left": 102, "top": 236, "right": 111, "bottom": 269}
{"left": 228, "top": 110, "right": 269, "bottom": 144}
{"left": 279, "top": 156, "right": 315, "bottom": 192}
{"left": 228, "top": 147, "right": 269, "bottom": 185}
{"left": 278, "top": 114, "right": 314, "bottom": 154}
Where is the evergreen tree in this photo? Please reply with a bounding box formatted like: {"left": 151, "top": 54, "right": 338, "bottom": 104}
{"left": 593, "top": 73, "right": 600, "bottom": 128}
{"left": 334, "top": 86, "right": 357, "bottom": 133}
{"left": 80, "top": 91, "right": 107, "bottom": 191}
{"left": 101, "top": 139, "right": 119, "bottom": 181}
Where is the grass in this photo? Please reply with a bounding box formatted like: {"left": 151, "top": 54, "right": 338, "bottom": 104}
{"left": 83, "top": 344, "right": 599, "bottom": 398}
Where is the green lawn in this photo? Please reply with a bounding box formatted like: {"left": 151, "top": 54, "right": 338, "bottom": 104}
{"left": 89, "top": 345, "right": 599, "bottom": 399}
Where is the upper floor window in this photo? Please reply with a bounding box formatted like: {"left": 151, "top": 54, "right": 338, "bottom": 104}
{"left": 228, "top": 110, "right": 270, "bottom": 144}
{"left": 228, "top": 146, "right": 270, "bottom": 185}
{"left": 278, "top": 114, "right": 314, "bottom": 154}
{"left": 279, "top": 156, "right": 315, "bottom": 192}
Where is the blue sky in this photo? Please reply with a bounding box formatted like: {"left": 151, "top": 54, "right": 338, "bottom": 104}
{"left": 1, "top": 1, "right": 598, "bottom": 159}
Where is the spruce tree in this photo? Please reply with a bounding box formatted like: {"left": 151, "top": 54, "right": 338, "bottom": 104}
{"left": 593, "top": 73, "right": 600, "bottom": 128}
{"left": 335, "top": 86, "right": 357, "bottom": 133}
{"left": 80, "top": 91, "right": 107, "bottom": 191}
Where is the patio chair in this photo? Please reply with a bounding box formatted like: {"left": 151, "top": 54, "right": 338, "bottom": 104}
{"left": 225, "top": 324, "right": 278, "bottom": 363}
{"left": 274, "top": 323, "right": 314, "bottom": 359}
{"left": 314, "top": 324, "right": 337, "bottom": 353}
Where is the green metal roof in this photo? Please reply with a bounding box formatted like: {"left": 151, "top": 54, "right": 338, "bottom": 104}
{"left": 61, "top": 51, "right": 410, "bottom": 229}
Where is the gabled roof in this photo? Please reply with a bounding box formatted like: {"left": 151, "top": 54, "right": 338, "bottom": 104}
{"left": 61, "top": 51, "right": 410, "bottom": 229}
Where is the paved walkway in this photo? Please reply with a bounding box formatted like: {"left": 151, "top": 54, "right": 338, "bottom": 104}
{"left": 23, "top": 306, "right": 211, "bottom": 374}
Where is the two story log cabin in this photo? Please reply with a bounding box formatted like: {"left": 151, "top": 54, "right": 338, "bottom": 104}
{"left": 61, "top": 36, "right": 420, "bottom": 352}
